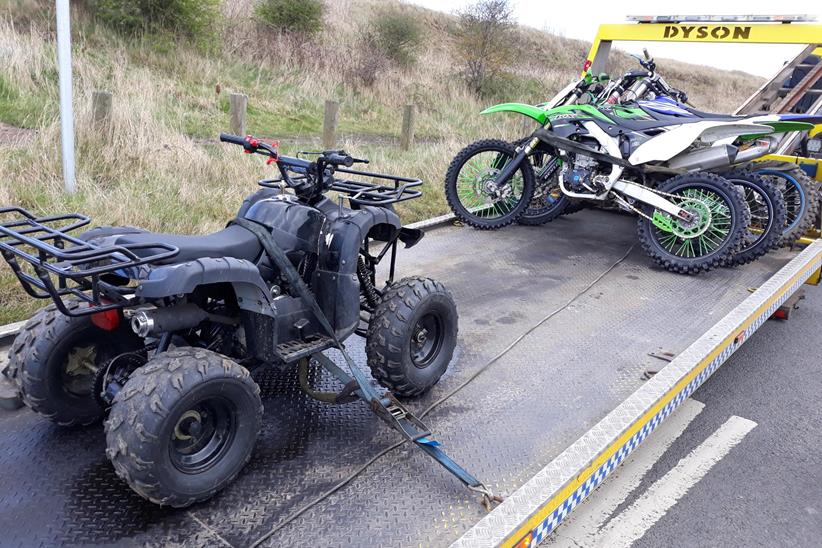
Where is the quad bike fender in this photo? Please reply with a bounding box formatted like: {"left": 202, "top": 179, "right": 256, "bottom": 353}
{"left": 313, "top": 199, "right": 404, "bottom": 339}
{"left": 629, "top": 120, "right": 775, "bottom": 165}
{"left": 481, "top": 103, "right": 549, "bottom": 125}
{"left": 135, "top": 257, "right": 274, "bottom": 317}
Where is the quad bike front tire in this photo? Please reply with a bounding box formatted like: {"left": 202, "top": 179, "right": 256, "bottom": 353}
{"left": 637, "top": 172, "right": 750, "bottom": 275}
{"left": 105, "top": 348, "right": 262, "bottom": 507}
{"left": 366, "top": 277, "right": 458, "bottom": 398}
{"left": 445, "top": 139, "right": 535, "bottom": 230}
{"left": 9, "top": 300, "right": 143, "bottom": 426}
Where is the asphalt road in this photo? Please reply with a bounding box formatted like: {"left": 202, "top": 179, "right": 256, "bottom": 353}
{"left": 550, "top": 280, "right": 822, "bottom": 547}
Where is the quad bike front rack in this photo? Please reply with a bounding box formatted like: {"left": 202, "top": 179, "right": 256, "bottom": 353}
{"left": 0, "top": 207, "right": 179, "bottom": 316}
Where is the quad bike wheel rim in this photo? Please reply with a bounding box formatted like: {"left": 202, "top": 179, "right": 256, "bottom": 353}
{"left": 170, "top": 397, "right": 236, "bottom": 474}
{"left": 456, "top": 151, "right": 526, "bottom": 219}
{"left": 411, "top": 312, "right": 445, "bottom": 369}
{"left": 62, "top": 345, "right": 100, "bottom": 398}
{"left": 653, "top": 187, "right": 732, "bottom": 259}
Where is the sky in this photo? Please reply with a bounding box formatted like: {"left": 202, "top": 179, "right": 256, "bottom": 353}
{"left": 406, "top": 0, "right": 822, "bottom": 78}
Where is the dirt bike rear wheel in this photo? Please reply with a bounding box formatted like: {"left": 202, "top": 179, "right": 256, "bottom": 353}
{"left": 723, "top": 169, "right": 786, "bottom": 266}
{"left": 445, "top": 139, "right": 535, "bottom": 229}
{"left": 637, "top": 172, "right": 749, "bottom": 275}
{"left": 754, "top": 165, "right": 820, "bottom": 245}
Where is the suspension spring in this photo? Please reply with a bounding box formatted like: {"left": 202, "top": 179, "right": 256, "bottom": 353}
{"left": 357, "top": 256, "right": 380, "bottom": 309}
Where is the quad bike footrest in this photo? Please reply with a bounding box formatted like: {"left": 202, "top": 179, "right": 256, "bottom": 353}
{"left": 276, "top": 336, "right": 336, "bottom": 363}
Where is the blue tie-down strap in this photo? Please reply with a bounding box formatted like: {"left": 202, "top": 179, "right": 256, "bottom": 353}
{"left": 415, "top": 437, "right": 504, "bottom": 510}
{"left": 414, "top": 437, "right": 481, "bottom": 488}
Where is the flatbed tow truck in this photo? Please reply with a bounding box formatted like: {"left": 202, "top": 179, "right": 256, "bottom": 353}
{"left": 1, "top": 15, "right": 821, "bottom": 548}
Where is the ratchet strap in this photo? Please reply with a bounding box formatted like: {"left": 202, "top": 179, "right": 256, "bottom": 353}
{"left": 231, "top": 217, "right": 496, "bottom": 499}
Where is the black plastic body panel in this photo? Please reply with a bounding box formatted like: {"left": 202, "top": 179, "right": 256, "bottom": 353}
{"left": 136, "top": 257, "right": 273, "bottom": 314}
{"left": 311, "top": 198, "right": 403, "bottom": 339}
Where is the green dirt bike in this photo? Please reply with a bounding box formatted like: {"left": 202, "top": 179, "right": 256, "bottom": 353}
{"left": 446, "top": 58, "right": 820, "bottom": 274}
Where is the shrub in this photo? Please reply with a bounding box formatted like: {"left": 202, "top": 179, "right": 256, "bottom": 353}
{"left": 454, "top": 0, "right": 515, "bottom": 95}
{"left": 346, "top": 29, "right": 391, "bottom": 88}
{"left": 369, "top": 10, "right": 425, "bottom": 68}
{"left": 88, "top": 0, "right": 220, "bottom": 39}
{"left": 255, "top": 0, "right": 325, "bottom": 37}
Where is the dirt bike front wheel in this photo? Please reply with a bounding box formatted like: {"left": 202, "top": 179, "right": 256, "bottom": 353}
{"left": 509, "top": 138, "right": 569, "bottom": 226}
{"left": 445, "top": 139, "right": 535, "bottom": 229}
{"left": 637, "top": 172, "right": 750, "bottom": 275}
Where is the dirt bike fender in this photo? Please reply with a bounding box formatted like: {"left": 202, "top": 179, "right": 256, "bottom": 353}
{"left": 629, "top": 121, "right": 775, "bottom": 165}
{"left": 481, "top": 103, "right": 549, "bottom": 125}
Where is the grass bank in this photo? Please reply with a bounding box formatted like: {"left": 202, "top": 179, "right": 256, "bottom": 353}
{"left": 0, "top": 0, "right": 763, "bottom": 323}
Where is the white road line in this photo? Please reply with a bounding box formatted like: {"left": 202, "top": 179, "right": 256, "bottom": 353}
{"left": 548, "top": 399, "right": 706, "bottom": 547}
{"left": 593, "top": 415, "right": 758, "bottom": 548}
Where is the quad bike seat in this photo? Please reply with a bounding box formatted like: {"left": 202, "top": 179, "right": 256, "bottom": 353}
{"left": 82, "top": 225, "right": 263, "bottom": 264}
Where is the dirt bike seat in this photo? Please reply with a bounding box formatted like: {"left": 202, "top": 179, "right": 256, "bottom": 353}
{"left": 82, "top": 225, "right": 263, "bottom": 264}
{"left": 680, "top": 107, "right": 745, "bottom": 121}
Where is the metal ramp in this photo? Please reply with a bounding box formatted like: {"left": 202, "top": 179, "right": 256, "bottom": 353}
{"left": 735, "top": 45, "right": 822, "bottom": 154}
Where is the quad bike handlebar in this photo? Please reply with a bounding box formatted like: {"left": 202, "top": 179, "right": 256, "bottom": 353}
{"left": 219, "top": 133, "right": 368, "bottom": 168}
{"left": 220, "top": 132, "right": 422, "bottom": 206}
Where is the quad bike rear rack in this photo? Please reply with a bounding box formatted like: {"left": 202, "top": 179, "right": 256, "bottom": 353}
{"left": 0, "top": 207, "right": 178, "bottom": 317}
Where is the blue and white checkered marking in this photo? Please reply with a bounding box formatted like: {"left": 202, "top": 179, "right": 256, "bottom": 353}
{"left": 527, "top": 265, "right": 817, "bottom": 546}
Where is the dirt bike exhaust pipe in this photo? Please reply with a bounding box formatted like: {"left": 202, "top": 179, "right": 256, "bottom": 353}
{"left": 732, "top": 136, "right": 779, "bottom": 164}
{"left": 131, "top": 304, "right": 209, "bottom": 338}
{"left": 667, "top": 136, "right": 777, "bottom": 171}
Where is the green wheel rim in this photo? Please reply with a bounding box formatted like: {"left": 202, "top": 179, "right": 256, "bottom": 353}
{"left": 652, "top": 187, "right": 733, "bottom": 259}
{"left": 455, "top": 150, "right": 526, "bottom": 220}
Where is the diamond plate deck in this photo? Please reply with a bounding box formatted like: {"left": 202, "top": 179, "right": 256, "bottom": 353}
{"left": 0, "top": 209, "right": 804, "bottom": 547}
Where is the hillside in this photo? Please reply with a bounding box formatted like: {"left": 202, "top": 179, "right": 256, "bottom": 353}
{"left": 0, "top": 0, "right": 763, "bottom": 322}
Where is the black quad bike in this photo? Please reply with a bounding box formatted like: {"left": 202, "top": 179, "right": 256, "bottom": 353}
{"left": 0, "top": 134, "right": 498, "bottom": 508}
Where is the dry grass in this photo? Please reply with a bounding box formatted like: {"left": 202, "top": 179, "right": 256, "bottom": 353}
{"left": 0, "top": 0, "right": 763, "bottom": 323}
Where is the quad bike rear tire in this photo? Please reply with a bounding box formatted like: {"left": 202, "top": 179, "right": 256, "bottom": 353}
{"left": 105, "top": 348, "right": 262, "bottom": 507}
{"left": 9, "top": 300, "right": 143, "bottom": 426}
{"left": 637, "top": 172, "right": 750, "bottom": 275}
{"left": 723, "top": 169, "right": 787, "bottom": 267}
{"left": 445, "top": 139, "right": 535, "bottom": 229}
{"left": 366, "top": 277, "right": 458, "bottom": 398}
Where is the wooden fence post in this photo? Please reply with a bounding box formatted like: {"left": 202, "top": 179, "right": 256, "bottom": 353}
{"left": 323, "top": 100, "right": 339, "bottom": 149}
{"left": 400, "top": 104, "right": 415, "bottom": 151}
{"left": 229, "top": 93, "right": 248, "bottom": 136}
{"left": 91, "top": 90, "right": 112, "bottom": 131}
{"left": 521, "top": 115, "right": 534, "bottom": 134}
